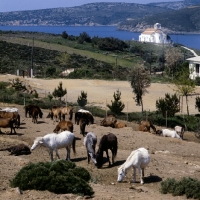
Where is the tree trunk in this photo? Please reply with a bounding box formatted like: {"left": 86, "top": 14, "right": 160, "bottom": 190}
{"left": 141, "top": 98, "right": 144, "bottom": 113}
{"left": 186, "top": 95, "right": 189, "bottom": 116}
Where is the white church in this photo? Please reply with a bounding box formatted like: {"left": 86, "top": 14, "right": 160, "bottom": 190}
{"left": 139, "top": 23, "right": 170, "bottom": 44}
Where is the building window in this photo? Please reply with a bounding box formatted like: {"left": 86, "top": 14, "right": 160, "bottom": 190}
{"left": 196, "top": 64, "right": 199, "bottom": 73}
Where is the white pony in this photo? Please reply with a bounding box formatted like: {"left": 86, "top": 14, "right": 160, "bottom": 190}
{"left": 31, "top": 131, "right": 76, "bottom": 161}
{"left": 117, "top": 148, "right": 150, "bottom": 184}
{"left": 174, "top": 126, "right": 185, "bottom": 139}
{"left": 84, "top": 132, "right": 97, "bottom": 165}
{"left": 160, "top": 128, "right": 182, "bottom": 139}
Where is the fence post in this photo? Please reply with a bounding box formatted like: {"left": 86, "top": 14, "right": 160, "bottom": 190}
{"left": 24, "top": 94, "right": 26, "bottom": 107}
{"left": 106, "top": 99, "right": 107, "bottom": 117}
{"left": 127, "top": 102, "right": 128, "bottom": 121}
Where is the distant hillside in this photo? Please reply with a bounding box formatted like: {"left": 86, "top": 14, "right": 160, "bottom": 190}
{"left": 118, "top": 5, "right": 200, "bottom": 33}
{"left": 0, "top": 2, "right": 171, "bottom": 26}
{"left": 148, "top": 0, "right": 200, "bottom": 10}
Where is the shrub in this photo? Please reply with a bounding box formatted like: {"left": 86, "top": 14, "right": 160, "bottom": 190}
{"left": 156, "top": 93, "right": 180, "bottom": 117}
{"left": 10, "top": 160, "right": 94, "bottom": 196}
{"left": 77, "top": 91, "right": 87, "bottom": 107}
{"left": 107, "top": 89, "right": 125, "bottom": 115}
{"left": 160, "top": 177, "right": 200, "bottom": 199}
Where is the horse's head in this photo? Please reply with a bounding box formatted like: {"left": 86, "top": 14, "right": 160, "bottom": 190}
{"left": 39, "top": 111, "right": 43, "bottom": 118}
{"left": 96, "top": 151, "right": 103, "bottom": 168}
{"left": 117, "top": 167, "right": 126, "bottom": 182}
{"left": 31, "top": 137, "right": 43, "bottom": 151}
{"left": 89, "top": 152, "right": 97, "bottom": 165}
{"left": 156, "top": 129, "right": 162, "bottom": 136}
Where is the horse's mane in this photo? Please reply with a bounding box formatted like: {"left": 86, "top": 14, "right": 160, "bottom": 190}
{"left": 119, "top": 149, "right": 140, "bottom": 171}
{"left": 34, "top": 136, "right": 43, "bottom": 142}
{"left": 84, "top": 132, "right": 97, "bottom": 146}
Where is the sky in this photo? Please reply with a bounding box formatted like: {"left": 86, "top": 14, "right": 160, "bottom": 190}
{"left": 0, "top": 0, "right": 182, "bottom": 12}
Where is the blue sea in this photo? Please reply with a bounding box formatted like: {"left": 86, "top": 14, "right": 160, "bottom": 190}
{"left": 0, "top": 26, "right": 200, "bottom": 50}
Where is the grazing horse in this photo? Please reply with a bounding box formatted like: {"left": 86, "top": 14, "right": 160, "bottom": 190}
{"left": 31, "top": 107, "right": 43, "bottom": 124}
{"left": 96, "top": 133, "right": 118, "bottom": 168}
{"left": 60, "top": 106, "right": 73, "bottom": 121}
{"left": 53, "top": 120, "right": 74, "bottom": 133}
{"left": 117, "top": 148, "right": 150, "bottom": 184}
{"left": 75, "top": 109, "right": 94, "bottom": 125}
{"left": 79, "top": 118, "right": 89, "bottom": 136}
{"left": 174, "top": 125, "right": 185, "bottom": 139}
{"left": 31, "top": 131, "right": 76, "bottom": 161}
{"left": 100, "top": 114, "right": 117, "bottom": 128}
{"left": 84, "top": 132, "right": 97, "bottom": 165}
{"left": 157, "top": 129, "right": 182, "bottom": 139}
{"left": 48, "top": 106, "right": 61, "bottom": 122}
{"left": 25, "top": 104, "right": 43, "bottom": 118}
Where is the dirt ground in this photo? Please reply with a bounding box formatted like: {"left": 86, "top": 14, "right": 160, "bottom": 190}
{"left": 0, "top": 75, "right": 200, "bottom": 200}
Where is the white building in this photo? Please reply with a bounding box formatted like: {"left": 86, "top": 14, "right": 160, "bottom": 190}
{"left": 139, "top": 23, "right": 169, "bottom": 44}
{"left": 187, "top": 56, "right": 200, "bottom": 80}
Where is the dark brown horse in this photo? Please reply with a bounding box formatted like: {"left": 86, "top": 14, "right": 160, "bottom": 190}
{"left": 75, "top": 109, "right": 94, "bottom": 125}
{"left": 79, "top": 118, "right": 89, "bottom": 137}
{"left": 25, "top": 104, "right": 43, "bottom": 119}
{"left": 96, "top": 133, "right": 118, "bottom": 168}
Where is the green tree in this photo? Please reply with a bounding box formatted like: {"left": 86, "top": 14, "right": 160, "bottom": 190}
{"left": 77, "top": 91, "right": 87, "bottom": 107}
{"left": 11, "top": 78, "right": 26, "bottom": 91}
{"left": 55, "top": 53, "right": 71, "bottom": 69}
{"left": 52, "top": 82, "right": 67, "bottom": 101}
{"left": 173, "top": 71, "right": 196, "bottom": 116}
{"left": 129, "top": 65, "right": 151, "bottom": 112}
{"left": 79, "top": 32, "right": 91, "bottom": 43}
{"left": 61, "top": 31, "right": 68, "bottom": 39}
{"left": 48, "top": 92, "right": 53, "bottom": 102}
{"left": 156, "top": 93, "right": 180, "bottom": 117}
{"left": 107, "top": 89, "right": 125, "bottom": 115}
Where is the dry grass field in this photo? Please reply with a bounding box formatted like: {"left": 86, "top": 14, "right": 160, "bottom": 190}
{"left": 0, "top": 75, "right": 200, "bottom": 200}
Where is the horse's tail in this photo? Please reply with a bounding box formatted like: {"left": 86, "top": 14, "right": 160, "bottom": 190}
{"left": 72, "top": 137, "right": 76, "bottom": 155}
{"left": 113, "top": 138, "right": 118, "bottom": 159}
{"left": 17, "top": 114, "right": 20, "bottom": 128}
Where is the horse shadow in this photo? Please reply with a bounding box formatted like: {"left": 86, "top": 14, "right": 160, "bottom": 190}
{"left": 143, "top": 175, "right": 162, "bottom": 184}
{"left": 37, "top": 121, "right": 47, "bottom": 124}
{"left": 100, "top": 158, "right": 126, "bottom": 168}
{"left": 71, "top": 157, "right": 87, "bottom": 162}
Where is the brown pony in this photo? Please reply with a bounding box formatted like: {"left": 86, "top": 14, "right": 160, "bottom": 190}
{"left": 0, "top": 111, "right": 20, "bottom": 128}
{"left": 100, "top": 114, "right": 117, "bottom": 128}
{"left": 53, "top": 120, "right": 74, "bottom": 133}
{"left": 79, "top": 118, "right": 89, "bottom": 136}
{"left": 138, "top": 120, "right": 156, "bottom": 133}
{"left": 60, "top": 106, "right": 73, "bottom": 121}
{"left": 48, "top": 106, "right": 61, "bottom": 122}
{"left": 31, "top": 107, "right": 42, "bottom": 124}
{"left": 114, "top": 121, "right": 127, "bottom": 128}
